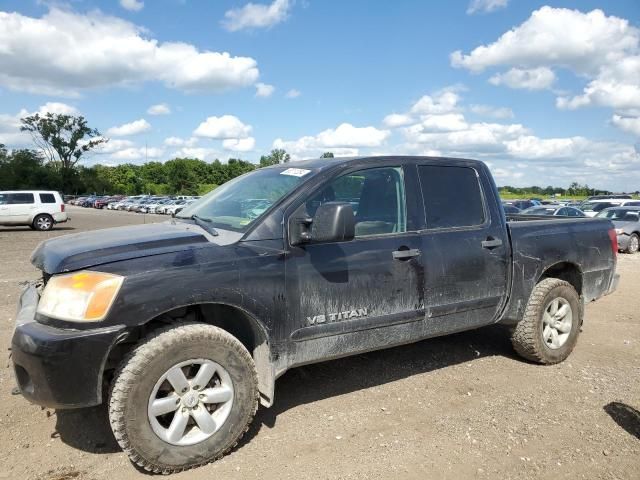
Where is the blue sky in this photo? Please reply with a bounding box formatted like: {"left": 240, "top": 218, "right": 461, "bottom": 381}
{"left": 0, "top": 0, "right": 639, "bottom": 190}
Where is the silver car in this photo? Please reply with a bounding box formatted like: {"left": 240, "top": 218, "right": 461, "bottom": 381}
{"left": 596, "top": 206, "right": 640, "bottom": 254}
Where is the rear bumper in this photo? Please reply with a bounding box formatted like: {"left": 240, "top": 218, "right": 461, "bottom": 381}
{"left": 11, "top": 285, "right": 124, "bottom": 409}
{"left": 606, "top": 273, "right": 620, "bottom": 296}
{"left": 616, "top": 234, "right": 630, "bottom": 251}
{"left": 53, "top": 212, "right": 68, "bottom": 223}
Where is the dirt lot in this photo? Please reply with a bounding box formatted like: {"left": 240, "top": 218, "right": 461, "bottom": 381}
{"left": 1, "top": 207, "right": 638, "bottom": 480}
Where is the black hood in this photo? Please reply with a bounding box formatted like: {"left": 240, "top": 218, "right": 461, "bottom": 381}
{"left": 31, "top": 222, "right": 211, "bottom": 274}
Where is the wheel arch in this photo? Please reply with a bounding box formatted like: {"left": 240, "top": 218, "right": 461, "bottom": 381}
{"left": 105, "top": 302, "right": 275, "bottom": 407}
{"left": 537, "top": 261, "right": 583, "bottom": 296}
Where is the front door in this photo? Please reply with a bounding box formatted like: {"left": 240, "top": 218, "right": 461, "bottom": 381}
{"left": 285, "top": 165, "right": 425, "bottom": 365}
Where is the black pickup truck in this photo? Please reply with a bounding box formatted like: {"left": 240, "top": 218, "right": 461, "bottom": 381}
{"left": 11, "top": 156, "right": 618, "bottom": 473}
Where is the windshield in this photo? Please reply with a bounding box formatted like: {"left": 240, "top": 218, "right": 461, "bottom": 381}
{"left": 596, "top": 209, "right": 640, "bottom": 221}
{"left": 176, "top": 167, "right": 314, "bottom": 232}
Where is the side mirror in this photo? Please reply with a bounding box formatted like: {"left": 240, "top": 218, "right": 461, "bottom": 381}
{"left": 291, "top": 202, "right": 355, "bottom": 245}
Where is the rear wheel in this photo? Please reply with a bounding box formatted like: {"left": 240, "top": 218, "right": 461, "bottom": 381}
{"left": 511, "top": 278, "right": 581, "bottom": 364}
{"left": 626, "top": 233, "right": 639, "bottom": 254}
{"left": 109, "top": 323, "right": 258, "bottom": 473}
{"left": 32, "top": 214, "right": 53, "bottom": 231}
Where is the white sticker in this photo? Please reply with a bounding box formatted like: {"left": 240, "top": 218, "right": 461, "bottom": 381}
{"left": 280, "top": 168, "right": 311, "bottom": 177}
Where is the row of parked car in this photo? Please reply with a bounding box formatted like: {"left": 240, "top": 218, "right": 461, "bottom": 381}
{"left": 502, "top": 195, "right": 640, "bottom": 254}
{"left": 503, "top": 195, "right": 640, "bottom": 217}
{"left": 67, "top": 195, "right": 200, "bottom": 216}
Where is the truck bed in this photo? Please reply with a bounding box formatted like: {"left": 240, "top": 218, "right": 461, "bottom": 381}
{"left": 500, "top": 214, "right": 616, "bottom": 324}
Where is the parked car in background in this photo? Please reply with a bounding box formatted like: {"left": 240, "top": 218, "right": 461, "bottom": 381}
{"left": 581, "top": 199, "right": 640, "bottom": 217}
{"left": 522, "top": 206, "right": 586, "bottom": 217}
{"left": 502, "top": 204, "right": 522, "bottom": 214}
{"left": 596, "top": 207, "right": 640, "bottom": 254}
{"left": 585, "top": 194, "right": 632, "bottom": 202}
{"left": 95, "top": 196, "right": 123, "bottom": 209}
{"left": 503, "top": 199, "right": 537, "bottom": 210}
{"left": 164, "top": 199, "right": 190, "bottom": 216}
{"left": 0, "top": 190, "right": 68, "bottom": 231}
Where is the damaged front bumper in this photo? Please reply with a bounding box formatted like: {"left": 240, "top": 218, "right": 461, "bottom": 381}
{"left": 11, "top": 284, "right": 124, "bottom": 409}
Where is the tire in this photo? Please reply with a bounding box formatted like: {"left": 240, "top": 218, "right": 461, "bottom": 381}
{"left": 511, "top": 278, "right": 581, "bottom": 365}
{"left": 108, "top": 323, "right": 258, "bottom": 473}
{"left": 32, "top": 214, "right": 53, "bottom": 231}
{"left": 625, "top": 233, "right": 639, "bottom": 254}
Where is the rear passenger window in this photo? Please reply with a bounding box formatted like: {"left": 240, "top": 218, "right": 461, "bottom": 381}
{"left": 39, "top": 193, "right": 56, "bottom": 204}
{"left": 8, "top": 193, "right": 34, "bottom": 204}
{"left": 418, "top": 165, "right": 485, "bottom": 229}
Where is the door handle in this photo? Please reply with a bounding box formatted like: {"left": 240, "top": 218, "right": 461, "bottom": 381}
{"left": 392, "top": 248, "right": 421, "bottom": 260}
{"left": 481, "top": 237, "right": 503, "bottom": 249}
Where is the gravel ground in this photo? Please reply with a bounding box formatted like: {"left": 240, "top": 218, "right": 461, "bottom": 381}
{"left": 0, "top": 206, "right": 638, "bottom": 480}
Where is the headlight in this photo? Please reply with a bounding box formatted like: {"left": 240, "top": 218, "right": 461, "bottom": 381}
{"left": 615, "top": 228, "right": 624, "bottom": 235}
{"left": 37, "top": 271, "right": 124, "bottom": 322}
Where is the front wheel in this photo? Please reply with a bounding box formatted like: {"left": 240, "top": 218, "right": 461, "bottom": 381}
{"left": 109, "top": 323, "right": 259, "bottom": 473}
{"left": 511, "top": 278, "right": 581, "bottom": 364}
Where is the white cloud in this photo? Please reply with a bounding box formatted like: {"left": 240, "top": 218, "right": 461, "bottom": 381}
{"left": 163, "top": 136, "right": 198, "bottom": 147}
{"left": 147, "top": 103, "right": 171, "bottom": 115}
{"left": 173, "top": 147, "right": 218, "bottom": 161}
{"left": 0, "top": 103, "right": 81, "bottom": 146}
{"left": 193, "top": 115, "right": 252, "bottom": 139}
{"left": 469, "top": 104, "right": 514, "bottom": 119}
{"left": 504, "top": 135, "right": 585, "bottom": 159}
{"left": 467, "top": 0, "right": 508, "bottom": 15}
{"left": 35, "top": 102, "right": 80, "bottom": 116}
{"left": 255, "top": 82, "right": 275, "bottom": 98}
{"left": 107, "top": 118, "right": 151, "bottom": 136}
{"left": 489, "top": 67, "right": 555, "bottom": 90}
{"left": 316, "top": 123, "right": 390, "bottom": 148}
{"left": 223, "top": 137, "right": 256, "bottom": 152}
{"left": 111, "top": 146, "right": 163, "bottom": 160}
{"left": 451, "top": 7, "right": 640, "bottom": 112}
{"left": 120, "top": 0, "right": 144, "bottom": 12}
{"left": 611, "top": 115, "right": 640, "bottom": 137}
{"left": 418, "top": 113, "right": 469, "bottom": 132}
{"left": 273, "top": 122, "right": 390, "bottom": 159}
{"left": 285, "top": 88, "right": 301, "bottom": 98}
{"left": 383, "top": 113, "right": 414, "bottom": 128}
{"left": 222, "top": 0, "right": 293, "bottom": 32}
{"left": 410, "top": 88, "right": 461, "bottom": 114}
{"left": 0, "top": 9, "right": 259, "bottom": 95}
{"left": 95, "top": 139, "right": 135, "bottom": 154}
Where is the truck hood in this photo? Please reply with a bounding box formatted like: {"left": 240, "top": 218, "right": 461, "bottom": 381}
{"left": 31, "top": 222, "right": 211, "bottom": 274}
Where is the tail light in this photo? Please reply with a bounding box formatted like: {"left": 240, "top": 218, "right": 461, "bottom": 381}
{"left": 61, "top": 204, "right": 65, "bottom": 212}
{"left": 608, "top": 228, "right": 617, "bottom": 259}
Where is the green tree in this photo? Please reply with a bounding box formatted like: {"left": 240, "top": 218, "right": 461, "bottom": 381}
{"left": 259, "top": 148, "right": 290, "bottom": 167}
{"left": 20, "top": 113, "right": 107, "bottom": 193}
{"left": 320, "top": 151, "right": 334, "bottom": 158}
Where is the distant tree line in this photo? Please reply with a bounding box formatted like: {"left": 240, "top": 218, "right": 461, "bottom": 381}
{"left": 498, "top": 182, "right": 629, "bottom": 198}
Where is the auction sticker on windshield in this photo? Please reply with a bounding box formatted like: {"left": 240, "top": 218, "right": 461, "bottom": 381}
{"left": 280, "top": 168, "right": 311, "bottom": 177}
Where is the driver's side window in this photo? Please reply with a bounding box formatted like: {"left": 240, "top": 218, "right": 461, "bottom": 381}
{"left": 306, "top": 167, "right": 407, "bottom": 237}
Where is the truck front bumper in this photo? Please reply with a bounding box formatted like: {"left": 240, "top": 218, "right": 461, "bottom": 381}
{"left": 11, "top": 284, "right": 124, "bottom": 409}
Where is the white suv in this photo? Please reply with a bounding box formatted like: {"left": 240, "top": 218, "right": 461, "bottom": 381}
{"left": 0, "top": 191, "right": 69, "bottom": 231}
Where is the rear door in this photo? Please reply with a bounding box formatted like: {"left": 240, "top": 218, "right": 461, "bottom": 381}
{"left": 417, "top": 164, "right": 509, "bottom": 331}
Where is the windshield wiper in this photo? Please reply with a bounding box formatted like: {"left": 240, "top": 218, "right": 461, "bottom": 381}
{"left": 188, "top": 214, "right": 219, "bottom": 236}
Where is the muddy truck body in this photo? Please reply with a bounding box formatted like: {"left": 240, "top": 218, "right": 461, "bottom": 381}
{"left": 11, "top": 156, "right": 618, "bottom": 472}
